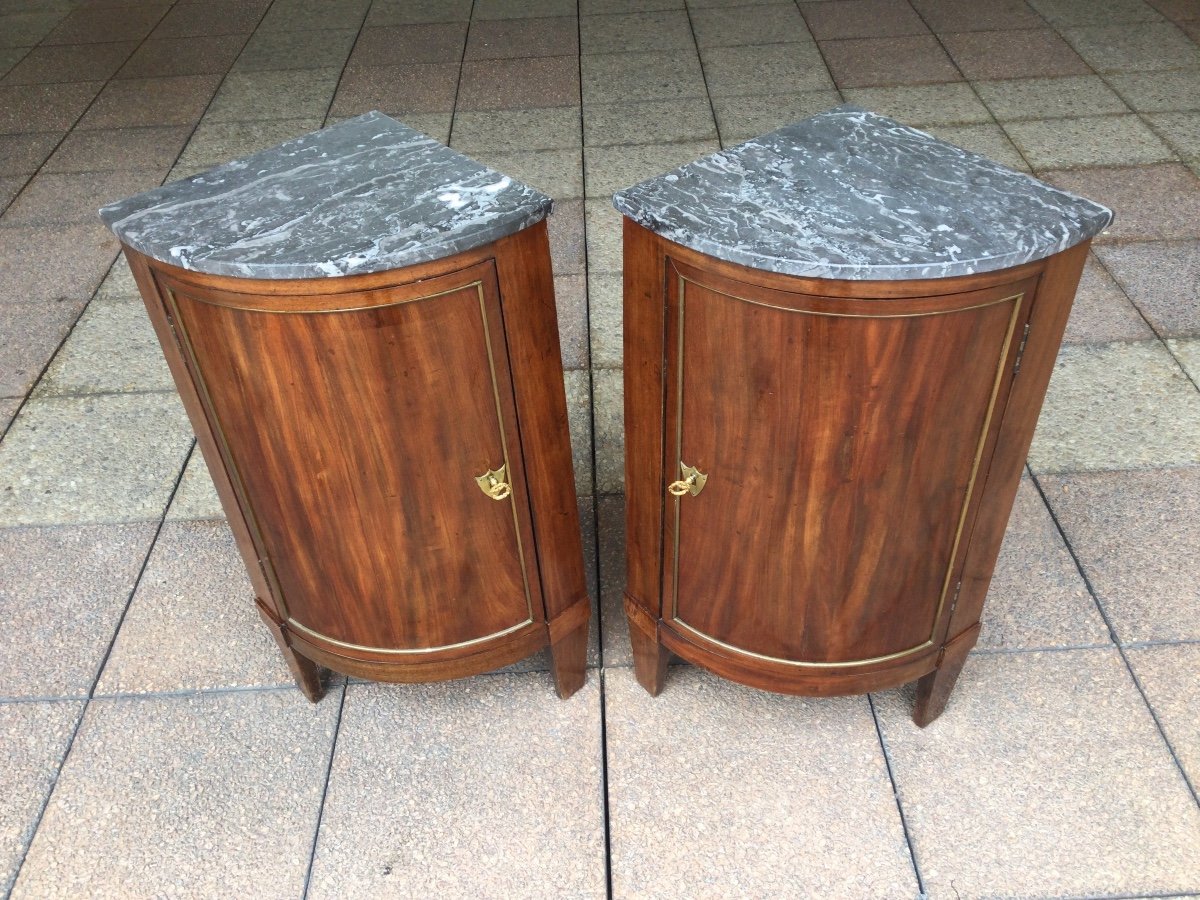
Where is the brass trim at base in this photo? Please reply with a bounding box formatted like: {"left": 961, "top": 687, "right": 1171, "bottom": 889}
{"left": 285, "top": 616, "right": 534, "bottom": 656}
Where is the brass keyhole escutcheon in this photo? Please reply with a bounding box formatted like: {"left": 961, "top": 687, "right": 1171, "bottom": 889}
{"left": 475, "top": 465, "right": 511, "bottom": 501}
{"left": 668, "top": 462, "right": 707, "bottom": 497}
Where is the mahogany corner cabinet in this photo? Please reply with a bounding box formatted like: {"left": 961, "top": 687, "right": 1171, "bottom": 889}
{"left": 100, "top": 113, "right": 590, "bottom": 701}
{"left": 614, "top": 106, "right": 1112, "bottom": 725}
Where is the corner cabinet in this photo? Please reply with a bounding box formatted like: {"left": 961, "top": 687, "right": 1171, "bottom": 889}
{"left": 615, "top": 107, "right": 1111, "bottom": 725}
{"left": 102, "top": 114, "right": 589, "bottom": 701}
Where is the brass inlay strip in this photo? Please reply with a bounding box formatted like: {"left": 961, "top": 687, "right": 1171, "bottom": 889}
{"left": 666, "top": 264, "right": 1025, "bottom": 668}
{"left": 286, "top": 617, "right": 532, "bottom": 656}
{"left": 163, "top": 274, "right": 535, "bottom": 646}
{"left": 160, "top": 279, "right": 478, "bottom": 315}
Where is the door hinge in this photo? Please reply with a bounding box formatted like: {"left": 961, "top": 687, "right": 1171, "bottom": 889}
{"left": 948, "top": 580, "right": 962, "bottom": 617}
{"left": 1013, "top": 323, "right": 1031, "bottom": 375}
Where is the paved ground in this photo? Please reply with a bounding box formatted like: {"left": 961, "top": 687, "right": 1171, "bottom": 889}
{"left": 1, "top": 0, "right": 1199, "bottom": 897}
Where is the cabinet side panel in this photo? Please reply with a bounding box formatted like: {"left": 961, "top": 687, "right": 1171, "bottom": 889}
{"left": 489, "top": 222, "right": 589, "bottom": 622}
{"left": 946, "top": 242, "right": 1089, "bottom": 642}
{"left": 623, "top": 221, "right": 668, "bottom": 617}
{"left": 167, "top": 267, "right": 538, "bottom": 653}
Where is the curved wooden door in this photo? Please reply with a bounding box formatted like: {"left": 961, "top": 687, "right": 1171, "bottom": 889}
{"left": 663, "top": 260, "right": 1035, "bottom": 668}
{"left": 157, "top": 261, "right": 540, "bottom": 656}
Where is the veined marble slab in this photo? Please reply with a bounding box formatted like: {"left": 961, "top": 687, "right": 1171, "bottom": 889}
{"left": 612, "top": 105, "right": 1113, "bottom": 281}
{"left": 99, "top": 112, "right": 552, "bottom": 280}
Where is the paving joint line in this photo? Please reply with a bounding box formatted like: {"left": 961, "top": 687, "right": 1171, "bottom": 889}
{"left": 317, "top": 0, "right": 372, "bottom": 127}
{"left": 443, "top": 0, "right": 478, "bottom": 148}
{"left": 682, "top": 0, "right": 728, "bottom": 148}
{"left": 866, "top": 692, "right": 927, "bottom": 898}
{"left": 1028, "top": 470, "right": 1200, "bottom": 811}
{"left": 300, "top": 680, "right": 348, "bottom": 900}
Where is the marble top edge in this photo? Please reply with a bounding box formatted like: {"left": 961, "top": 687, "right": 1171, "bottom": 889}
{"left": 99, "top": 112, "right": 553, "bottom": 280}
{"left": 612, "top": 105, "right": 1114, "bottom": 282}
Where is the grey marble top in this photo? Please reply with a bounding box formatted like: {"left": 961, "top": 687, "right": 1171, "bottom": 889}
{"left": 612, "top": 106, "right": 1113, "bottom": 281}
{"left": 99, "top": 112, "right": 552, "bottom": 280}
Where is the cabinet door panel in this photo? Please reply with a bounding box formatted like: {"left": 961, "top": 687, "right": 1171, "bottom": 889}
{"left": 664, "top": 264, "right": 1030, "bottom": 666}
{"left": 161, "top": 262, "right": 539, "bottom": 653}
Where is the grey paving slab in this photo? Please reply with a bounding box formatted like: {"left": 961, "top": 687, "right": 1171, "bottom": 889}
{"left": 0, "top": 81, "right": 102, "bottom": 134}
{"left": 116, "top": 34, "right": 245, "bottom": 79}
{"left": 549, "top": 198, "right": 585, "bottom": 275}
{"left": 0, "top": 522, "right": 155, "bottom": 697}
{"left": 1109, "top": 69, "right": 1200, "bottom": 113}
{"left": 12, "top": 689, "right": 338, "bottom": 900}
{"left": 800, "top": 0, "right": 930, "bottom": 39}
{"left": 974, "top": 75, "right": 1130, "bottom": 121}
{"left": 0, "top": 11, "right": 65, "bottom": 47}
{"left": 821, "top": 34, "right": 960, "bottom": 87}
{"left": 582, "top": 50, "right": 707, "bottom": 105}
{"left": 1041, "top": 467, "right": 1200, "bottom": 643}
{"left": 1028, "top": 340, "right": 1200, "bottom": 473}
{"left": 1095, "top": 240, "right": 1200, "bottom": 336}
{"left": 1170, "top": 336, "right": 1200, "bottom": 381}
{"left": 556, "top": 272, "right": 589, "bottom": 369}
{"left": 842, "top": 83, "right": 991, "bottom": 126}
{"left": 711, "top": 88, "right": 843, "bottom": 145}
{"left": 76, "top": 74, "right": 222, "bottom": 130}
{"left": 2, "top": 41, "right": 136, "bottom": 84}
{"left": 596, "top": 493, "right": 629, "bottom": 665}
{"left": 586, "top": 198, "right": 623, "bottom": 272}
{"left": 176, "top": 117, "right": 324, "bottom": 170}
{"left": 365, "top": 0, "right": 472, "bottom": 26}
{"left": 580, "top": 10, "right": 694, "bottom": 54}
{"left": 473, "top": 0, "right": 578, "bottom": 17}
{"left": 457, "top": 56, "right": 580, "bottom": 110}
{"left": 909, "top": 0, "right": 1047, "bottom": 32}
{"left": 469, "top": 146, "right": 583, "bottom": 199}
{"left": 0, "top": 46, "right": 30, "bottom": 76}
{"left": 2, "top": 224, "right": 120, "bottom": 305}
{"left": 43, "top": 5, "right": 163, "bottom": 44}
{"left": 329, "top": 63, "right": 460, "bottom": 117}
{"left": 584, "top": 139, "right": 718, "bottom": 198}
{"left": 152, "top": 0, "right": 269, "bottom": 38}
{"left": 703, "top": 42, "right": 834, "bottom": 96}
{"left": 1003, "top": 114, "right": 1175, "bottom": 168}
{"left": 1045, "top": 164, "right": 1200, "bottom": 243}
{"left": 165, "top": 450, "right": 224, "bottom": 521}
{"left": 1146, "top": 111, "right": 1200, "bottom": 160}
{"left": 1026, "top": 0, "right": 1166, "bottom": 26}
{"left": 450, "top": 107, "right": 582, "bottom": 153}
{"left": 0, "top": 700, "right": 83, "bottom": 896}
{"left": 232, "top": 27, "right": 358, "bottom": 72}
{"left": 941, "top": 29, "right": 1092, "bottom": 79}
{"left": 1062, "top": 253, "right": 1156, "bottom": 344}
{"left": 583, "top": 98, "right": 716, "bottom": 148}
{"left": 938, "top": 123, "right": 1030, "bottom": 169}
{"left": 1127, "top": 643, "right": 1200, "bottom": 788}
{"left": 205, "top": 68, "right": 340, "bottom": 123}
{"left": 978, "top": 476, "right": 1109, "bottom": 650}
{"left": 4, "top": 169, "right": 166, "bottom": 227}
{"left": 464, "top": 16, "right": 578, "bottom": 59}
{"left": 565, "top": 368, "right": 594, "bottom": 497}
{"left": 92, "top": 256, "right": 141, "bottom": 305}
{"left": 690, "top": 3, "right": 811, "bottom": 47}
{"left": 350, "top": 22, "right": 467, "bottom": 66}
{"left": 0, "top": 398, "right": 17, "bottom": 433}
{"left": 0, "top": 300, "right": 80, "bottom": 399}
{"left": 593, "top": 367, "right": 623, "bottom": 493}
{"left": 588, "top": 270, "right": 622, "bottom": 367}
{"left": 96, "top": 520, "right": 293, "bottom": 694}
{"left": 581, "top": 0, "right": 683, "bottom": 11}
{"left": 1062, "top": 22, "right": 1200, "bottom": 72}
{"left": 256, "top": 0, "right": 368, "bottom": 32}
{"left": 43, "top": 125, "right": 191, "bottom": 174}
{"left": 307, "top": 676, "right": 605, "bottom": 900}
{"left": 876, "top": 648, "right": 1200, "bottom": 899}
{"left": 0, "top": 132, "right": 61, "bottom": 176}
{"left": 606, "top": 667, "right": 918, "bottom": 899}
{"left": 0, "top": 392, "right": 194, "bottom": 526}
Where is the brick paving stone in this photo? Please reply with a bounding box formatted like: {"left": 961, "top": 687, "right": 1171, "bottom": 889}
{"left": 1061, "top": 22, "right": 1200, "bottom": 73}
{"left": 43, "top": 125, "right": 191, "bottom": 173}
{"left": 821, "top": 35, "right": 961, "bottom": 87}
{"left": 1003, "top": 114, "right": 1174, "bottom": 168}
{"left": 941, "top": 28, "right": 1092, "bottom": 79}
{"left": 579, "top": 10, "right": 694, "bottom": 54}
{"left": 1062, "top": 253, "right": 1156, "bottom": 344}
{"left": 974, "top": 75, "right": 1130, "bottom": 121}
{"left": 466, "top": 16, "right": 578, "bottom": 58}
{"left": 1095, "top": 240, "right": 1200, "bottom": 336}
{"left": 690, "top": 4, "right": 811, "bottom": 47}
{"left": 2, "top": 41, "right": 136, "bottom": 85}
{"left": 349, "top": 23, "right": 468, "bottom": 67}
{"left": 1044, "top": 164, "right": 1200, "bottom": 243}
{"left": 458, "top": 56, "right": 581, "bottom": 110}
{"left": 800, "top": 0, "right": 930, "bottom": 39}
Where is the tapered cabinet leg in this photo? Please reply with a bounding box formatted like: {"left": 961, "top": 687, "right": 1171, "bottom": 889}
{"left": 257, "top": 606, "right": 325, "bottom": 702}
{"left": 629, "top": 619, "right": 669, "bottom": 696}
{"left": 550, "top": 622, "right": 589, "bottom": 699}
{"left": 912, "top": 643, "right": 972, "bottom": 727}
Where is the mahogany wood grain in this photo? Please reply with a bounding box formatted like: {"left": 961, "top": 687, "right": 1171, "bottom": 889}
{"left": 622, "top": 222, "right": 1090, "bottom": 724}
{"left": 121, "top": 220, "right": 589, "bottom": 698}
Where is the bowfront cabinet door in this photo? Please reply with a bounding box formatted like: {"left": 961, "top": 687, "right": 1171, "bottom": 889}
{"left": 661, "top": 258, "right": 1037, "bottom": 671}
{"left": 154, "top": 260, "right": 542, "bottom": 661}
